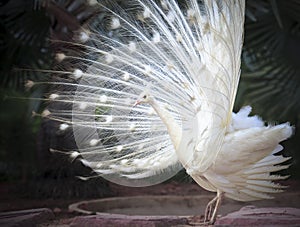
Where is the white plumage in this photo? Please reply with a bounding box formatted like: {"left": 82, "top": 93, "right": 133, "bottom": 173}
{"left": 43, "top": 0, "right": 293, "bottom": 224}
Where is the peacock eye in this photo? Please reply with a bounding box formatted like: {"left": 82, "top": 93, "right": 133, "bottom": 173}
{"left": 143, "top": 95, "right": 147, "bottom": 99}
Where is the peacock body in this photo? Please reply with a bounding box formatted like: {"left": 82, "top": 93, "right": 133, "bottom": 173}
{"left": 43, "top": 0, "right": 293, "bottom": 223}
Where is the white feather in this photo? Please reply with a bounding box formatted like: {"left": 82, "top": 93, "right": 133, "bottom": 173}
{"left": 45, "top": 0, "right": 293, "bottom": 204}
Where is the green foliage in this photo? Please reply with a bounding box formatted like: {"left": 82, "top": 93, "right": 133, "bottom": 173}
{"left": 0, "top": 0, "right": 52, "bottom": 90}
{"left": 238, "top": 0, "right": 300, "bottom": 123}
{"left": 0, "top": 88, "right": 40, "bottom": 180}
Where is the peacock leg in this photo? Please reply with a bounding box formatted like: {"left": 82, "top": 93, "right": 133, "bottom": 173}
{"left": 204, "top": 190, "right": 224, "bottom": 224}
{"left": 204, "top": 195, "right": 217, "bottom": 223}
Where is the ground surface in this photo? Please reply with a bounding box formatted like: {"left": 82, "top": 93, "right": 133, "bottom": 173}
{"left": 1, "top": 180, "right": 300, "bottom": 226}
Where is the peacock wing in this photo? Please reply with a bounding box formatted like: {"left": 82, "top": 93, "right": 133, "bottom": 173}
{"left": 179, "top": 1, "right": 246, "bottom": 173}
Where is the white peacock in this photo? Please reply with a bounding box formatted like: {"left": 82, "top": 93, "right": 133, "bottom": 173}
{"left": 45, "top": 0, "right": 293, "bottom": 224}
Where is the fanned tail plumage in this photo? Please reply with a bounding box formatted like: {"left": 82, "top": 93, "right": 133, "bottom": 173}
{"left": 44, "top": 0, "right": 246, "bottom": 186}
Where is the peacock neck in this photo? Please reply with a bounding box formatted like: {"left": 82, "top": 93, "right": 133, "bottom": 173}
{"left": 150, "top": 98, "right": 182, "bottom": 150}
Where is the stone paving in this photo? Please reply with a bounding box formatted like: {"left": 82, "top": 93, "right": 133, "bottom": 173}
{"left": 1, "top": 206, "right": 300, "bottom": 226}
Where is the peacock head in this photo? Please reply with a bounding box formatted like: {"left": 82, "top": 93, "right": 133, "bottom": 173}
{"left": 133, "top": 90, "right": 153, "bottom": 106}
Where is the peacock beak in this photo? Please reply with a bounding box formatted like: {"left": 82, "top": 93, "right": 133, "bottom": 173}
{"left": 133, "top": 100, "right": 141, "bottom": 107}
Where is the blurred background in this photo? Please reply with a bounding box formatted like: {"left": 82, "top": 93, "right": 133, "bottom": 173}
{"left": 0, "top": 0, "right": 299, "bottom": 201}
